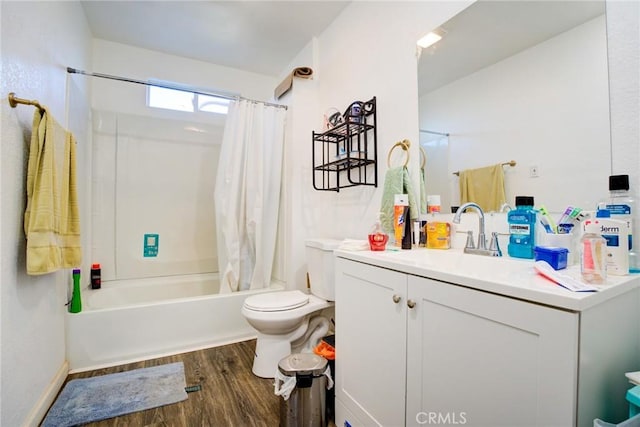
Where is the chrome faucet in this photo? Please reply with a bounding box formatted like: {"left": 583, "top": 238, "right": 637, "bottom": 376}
{"left": 499, "top": 203, "right": 513, "bottom": 213}
{"left": 452, "top": 202, "right": 502, "bottom": 257}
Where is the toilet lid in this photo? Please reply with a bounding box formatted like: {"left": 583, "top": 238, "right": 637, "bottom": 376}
{"left": 244, "top": 290, "right": 309, "bottom": 312}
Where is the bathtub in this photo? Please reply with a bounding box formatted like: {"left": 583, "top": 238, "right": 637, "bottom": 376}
{"left": 66, "top": 273, "right": 284, "bottom": 372}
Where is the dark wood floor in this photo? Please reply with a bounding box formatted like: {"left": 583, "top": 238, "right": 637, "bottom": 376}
{"left": 60, "top": 340, "right": 280, "bottom": 426}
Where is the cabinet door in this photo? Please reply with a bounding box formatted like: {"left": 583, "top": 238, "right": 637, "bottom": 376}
{"left": 335, "top": 258, "right": 408, "bottom": 426}
{"left": 406, "top": 276, "right": 578, "bottom": 427}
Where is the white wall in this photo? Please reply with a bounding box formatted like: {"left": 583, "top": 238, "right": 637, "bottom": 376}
{"left": 0, "top": 2, "right": 92, "bottom": 425}
{"left": 419, "top": 15, "right": 610, "bottom": 213}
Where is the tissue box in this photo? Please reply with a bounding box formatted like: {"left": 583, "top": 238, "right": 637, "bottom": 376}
{"left": 534, "top": 246, "right": 568, "bottom": 270}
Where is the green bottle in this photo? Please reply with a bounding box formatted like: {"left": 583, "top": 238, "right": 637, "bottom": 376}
{"left": 70, "top": 268, "right": 82, "bottom": 313}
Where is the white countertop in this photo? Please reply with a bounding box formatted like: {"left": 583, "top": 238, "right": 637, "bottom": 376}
{"left": 334, "top": 247, "right": 640, "bottom": 312}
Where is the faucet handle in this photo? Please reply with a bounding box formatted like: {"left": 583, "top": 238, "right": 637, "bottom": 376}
{"left": 465, "top": 230, "right": 476, "bottom": 249}
{"left": 489, "top": 232, "right": 502, "bottom": 256}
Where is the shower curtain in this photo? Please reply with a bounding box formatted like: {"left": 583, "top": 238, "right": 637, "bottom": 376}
{"left": 214, "top": 100, "right": 286, "bottom": 293}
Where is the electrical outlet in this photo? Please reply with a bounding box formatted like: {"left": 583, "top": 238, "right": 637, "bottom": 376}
{"left": 529, "top": 165, "right": 539, "bottom": 178}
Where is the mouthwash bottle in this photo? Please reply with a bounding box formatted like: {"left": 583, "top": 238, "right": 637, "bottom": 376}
{"left": 508, "top": 196, "right": 536, "bottom": 259}
{"left": 598, "top": 174, "right": 639, "bottom": 273}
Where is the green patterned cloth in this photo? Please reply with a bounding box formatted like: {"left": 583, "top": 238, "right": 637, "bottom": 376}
{"left": 380, "top": 166, "right": 419, "bottom": 235}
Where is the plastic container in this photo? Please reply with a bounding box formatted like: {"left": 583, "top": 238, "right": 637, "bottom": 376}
{"left": 580, "top": 219, "right": 607, "bottom": 284}
{"left": 275, "top": 353, "right": 332, "bottom": 427}
{"left": 628, "top": 385, "right": 640, "bottom": 417}
{"left": 69, "top": 269, "right": 82, "bottom": 313}
{"left": 599, "top": 174, "right": 639, "bottom": 273}
{"left": 507, "top": 196, "right": 537, "bottom": 259}
{"left": 534, "top": 246, "right": 568, "bottom": 270}
{"left": 426, "top": 222, "right": 451, "bottom": 249}
{"left": 596, "top": 209, "right": 630, "bottom": 275}
{"left": 90, "top": 263, "right": 101, "bottom": 289}
{"left": 368, "top": 213, "right": 388, "bottom": 251}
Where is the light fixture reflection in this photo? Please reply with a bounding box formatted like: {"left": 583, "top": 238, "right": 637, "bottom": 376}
{"left": 417, "top": 32, "right": 443, "bottom": 49}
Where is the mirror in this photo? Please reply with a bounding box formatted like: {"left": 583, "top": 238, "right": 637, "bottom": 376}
{"left": 418, "top": 0, "right": 610, "bottom": 214}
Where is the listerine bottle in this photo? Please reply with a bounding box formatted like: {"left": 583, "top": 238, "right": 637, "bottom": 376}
{"left": 598, "top": 174, "right": 639, "bottom": 273}
{"left": 507, "top": 196, "right": 536, "bottom": 259}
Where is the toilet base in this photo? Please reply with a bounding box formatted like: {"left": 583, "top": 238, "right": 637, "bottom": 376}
{"left": 252, "top": 334, "right": 294, "bottom": 378}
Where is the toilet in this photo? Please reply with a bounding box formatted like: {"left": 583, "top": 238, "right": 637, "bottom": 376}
{"left": 241, "top": 238, "right": 340, "bottom": 378}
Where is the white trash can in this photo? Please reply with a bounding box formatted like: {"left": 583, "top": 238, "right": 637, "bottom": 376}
{"left": 275, "top": 353, "right": 333, "bottom": 427}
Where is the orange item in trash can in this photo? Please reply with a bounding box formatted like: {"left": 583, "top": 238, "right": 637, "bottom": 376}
{"left": 313, "top": 341, "right": 335, "bottom": 360}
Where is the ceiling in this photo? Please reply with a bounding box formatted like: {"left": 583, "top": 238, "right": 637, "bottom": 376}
{"left": 418, "top": 0, "right": 606, "bottom": 95}
{"left": 80, "top": 1, "right": 350, "bottom": 77}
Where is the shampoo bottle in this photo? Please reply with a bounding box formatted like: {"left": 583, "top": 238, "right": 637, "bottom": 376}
{"left": 507, "top": 196, "right": 536, "bottom": 259}
{"left": 91, "top": 263, "right": 101, "bottom": 289}
{"left": 598, "top": 174, "right": 639, "bottom": 273}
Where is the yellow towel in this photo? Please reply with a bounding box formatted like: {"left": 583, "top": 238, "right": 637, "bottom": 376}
{"left": 459, "top": 163, "right": 506, "bottom": 212}
{"left": 24, "top": 108, "right": 82, "bottom": 275}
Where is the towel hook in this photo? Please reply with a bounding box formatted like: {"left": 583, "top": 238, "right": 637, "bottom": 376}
{"left": 387, "top": 139, "right": 411, "bottom": 168}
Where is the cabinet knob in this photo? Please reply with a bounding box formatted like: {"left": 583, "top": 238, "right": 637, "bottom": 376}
{"left": 407, "top": 299, "right": 416, "bottom": 309}
{"left": 392, "top": 294, "right": 401, "bottom": 304}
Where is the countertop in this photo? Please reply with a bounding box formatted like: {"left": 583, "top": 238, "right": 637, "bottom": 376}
{"left": 334, "top": 247, "right": 640, "bottom": 312}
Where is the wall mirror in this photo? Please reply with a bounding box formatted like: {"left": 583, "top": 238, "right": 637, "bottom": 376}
{"left": 418, "top": 0, "right": 610, "bottom": 214}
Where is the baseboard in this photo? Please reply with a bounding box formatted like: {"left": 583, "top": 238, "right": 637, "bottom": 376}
{"left": 23, "top": 360, "right": 68, "bottom": 427}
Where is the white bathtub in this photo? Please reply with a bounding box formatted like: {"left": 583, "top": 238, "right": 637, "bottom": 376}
{"left": 66, "top": 273, "right": 284, "bottom": 372}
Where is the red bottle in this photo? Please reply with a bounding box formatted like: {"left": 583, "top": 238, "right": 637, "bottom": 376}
{"left": 90, "top": 263, "right": 101, "bottom": 289}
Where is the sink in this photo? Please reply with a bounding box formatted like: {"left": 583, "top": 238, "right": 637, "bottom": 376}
{"left": 374, "top": 248, "right": 532, "bottom": 279}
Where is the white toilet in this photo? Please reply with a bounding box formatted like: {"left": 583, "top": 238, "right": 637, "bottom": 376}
{"left": 241, "top": 238, "right": 340, "bottom": 378}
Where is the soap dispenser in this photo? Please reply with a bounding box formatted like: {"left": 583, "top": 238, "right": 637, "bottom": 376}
{"left": 368, "top": 213, "right": 389, "bottom": 251}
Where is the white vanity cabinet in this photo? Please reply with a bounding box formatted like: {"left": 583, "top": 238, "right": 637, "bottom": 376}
{"left": 334, "top": 254, "right": 640, "bottom": 427}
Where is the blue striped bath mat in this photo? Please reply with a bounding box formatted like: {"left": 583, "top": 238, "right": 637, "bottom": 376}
{"left": 42, "top": 362, "right": 188, "bottom": 427}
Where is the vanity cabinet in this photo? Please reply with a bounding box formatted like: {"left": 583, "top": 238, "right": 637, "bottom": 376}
{"left": 334, "top": 255, "right": 640, "bottom": 427}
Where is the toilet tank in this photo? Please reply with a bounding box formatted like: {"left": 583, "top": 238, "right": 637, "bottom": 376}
{"left": 305, "top": 238, "right": 342, "bottom": 301}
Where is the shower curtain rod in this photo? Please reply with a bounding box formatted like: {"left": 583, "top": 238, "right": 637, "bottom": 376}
{"left": 420, "top": 129, "right": 449, "bottom": 136}
{"left": 66, "top": 67, "right": 288, "bottom": 110}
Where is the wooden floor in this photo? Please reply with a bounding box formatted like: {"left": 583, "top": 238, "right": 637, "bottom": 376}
{"left": 61, "top": 340, "right": 280, "bottom": 426}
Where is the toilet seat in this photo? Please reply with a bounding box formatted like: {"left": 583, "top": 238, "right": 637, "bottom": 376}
{"left": 244, "top": 290, "right": 309, "bottom": 312}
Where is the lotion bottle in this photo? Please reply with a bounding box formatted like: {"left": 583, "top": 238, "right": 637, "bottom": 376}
{"left": 598, "top": 174, "right": 638, "bottom": 273}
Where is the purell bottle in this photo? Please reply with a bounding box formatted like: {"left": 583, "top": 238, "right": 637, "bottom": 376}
{"left": 507, "top": 196, "right": 536, "bottom": 259}
{"left": 598, "top": 174, "right": 639, "bottom": 273}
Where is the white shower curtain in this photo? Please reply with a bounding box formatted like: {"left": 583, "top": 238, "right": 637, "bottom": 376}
{"left": 214, "top": 99, "right": 286, "bottom": 293}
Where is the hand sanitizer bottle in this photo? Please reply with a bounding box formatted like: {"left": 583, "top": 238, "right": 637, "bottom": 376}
{"left": 368, "top": 213, "right": 389, "bottom": 251}
{"left": 508, "top": 196, "right": 536, "bottom": 259}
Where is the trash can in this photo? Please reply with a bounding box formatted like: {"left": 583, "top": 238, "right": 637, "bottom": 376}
{"left": 314, "top": 335, "right": 336, "bottom": 423}
{"left": 275, "top": 353, "right": 333, "bottom": 427}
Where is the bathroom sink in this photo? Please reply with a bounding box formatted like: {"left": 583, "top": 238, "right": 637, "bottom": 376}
{"left": 372, "top": 248, "right": 533, "bottom": 280}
